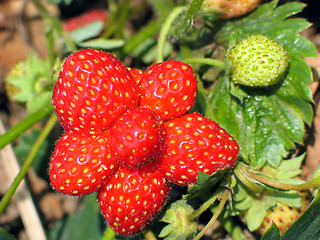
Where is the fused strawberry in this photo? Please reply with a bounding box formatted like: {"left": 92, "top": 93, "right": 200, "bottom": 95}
{"left": 98, "top": 164, "right": 170, "bottom": 236}
{"left": 49, "top": 131, "right": 117, "bottom": 196}
{"left": 52, "top": 49, "right": 139, "bottom": 134}
{"left": 157, "top": 112, "right": 239, "bottom": 185}
{"left": 127, "top": 67, "right": 144, "bottom": 84}
{"left": 63, "top": 9, "right": 109, "bottom": 32}
{"left": 138, "top": 60, "right": 197, "bottom": 120}
{"left": 110, "top": 107, "right": 166, "bottom": 168}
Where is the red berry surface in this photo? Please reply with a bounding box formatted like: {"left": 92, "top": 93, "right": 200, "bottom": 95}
{"left": 98, "top": 164, "right": 170, "bottom": 236}
{"left": 138, "top": 60, "right": 197, "bottom": 120}
{"left": 127, "top": 67, "right": 143, "bottom": 84}
{"left": 49, "top": 131, "right": 117, "bottom": 196}
{"left": 52, "top": 49, "right": 139, "bottom": 134}
{"left": 110, "top": 107, "right": 166, "bottom": 168}
{"left": 63, "top": 9, "right": 108, "bottom": 32}
{"left": 157, "top": 112, "right": 239, "bottom": 185}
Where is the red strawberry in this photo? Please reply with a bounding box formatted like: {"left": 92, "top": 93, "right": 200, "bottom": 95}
{"left": 157, "top": 112, "right": 239, "bottom": 186}
{"left": 52, "top": 49, "right": 139, "bottom": 134}
{"left": 138, "top": 60, "right": 197, "bottom": 120}
{"left": 98, "top": 164, "right": 170, "bottom": 236}
{"left": 49, "top": 131, "right": 117, "bottom": 196}
{"left": 127, "top": 67, "right": 143, "bottom": 84}
{"left": 110, "top": 107, "right": 166, "bottom": 168}
{"left": 63, "top": 9, "right": 109, "bottom": 32}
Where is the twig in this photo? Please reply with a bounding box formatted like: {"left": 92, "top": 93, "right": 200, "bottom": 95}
{"left": 0, "top": 118, "right": 50, "bottom": 240}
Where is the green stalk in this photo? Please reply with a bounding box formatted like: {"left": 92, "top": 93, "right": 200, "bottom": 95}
{"left": 183, "top": 58, "right": 225, "bottom": 69}
{"left": 123, "top": 20, "right": 161, "bottom": 55}
{"left": 191, "top": 190, "right": 222, "bottom": 219}
{"left": 240, "top": 162, "right": 320, "bottom": 191}
{"left": 0, "top": 113, "right": 57, "bottom": 215}
{"left": 143, "top": 228, "right": 158, "bottom": 240}
{"left": 157, "top": 6, "right": 185, "bottom": 63}
{"left": 103, "top": 0, "right": 132, "bottom": 39}
{"left": 102, "top": 226, "right": 116, "bottom": 240}
{"left": 192, "top": 189, "right": 230, "bottom": 240}
{"left": 0, "top": 104, "right": 53, "bottom": 150}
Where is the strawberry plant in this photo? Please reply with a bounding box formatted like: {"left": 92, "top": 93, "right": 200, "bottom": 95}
{"left": 1, "top": 0, "right": 320, "bottom": 240}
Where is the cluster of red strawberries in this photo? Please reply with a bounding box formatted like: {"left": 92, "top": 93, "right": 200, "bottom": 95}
{"left": 49, "top": 49, "right": 239, "bottom": 236}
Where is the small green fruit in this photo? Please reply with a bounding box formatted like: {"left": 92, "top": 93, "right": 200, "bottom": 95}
{"left": 228, "top": 34, "right": 289, "bottom": 87}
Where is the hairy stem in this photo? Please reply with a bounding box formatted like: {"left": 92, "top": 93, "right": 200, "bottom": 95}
{"left": 157, "top": 6, "right": 185, "bottom": 63}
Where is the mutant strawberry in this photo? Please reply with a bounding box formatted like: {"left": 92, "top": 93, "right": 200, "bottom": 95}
{"left": 227, "top": 34, "right": 289, "bottom": 87}
{"left": 127, "top": 67, "right": 144, "bottom": 84}
{"left": 157, "top": 112, "right": 239, "bottom": 186}
{"left": 63, "top": 9, "right": 108, "bottom": 32}
{"left": 110, "top": 107, "right": 166, "bottom": 168}
{"left": 257, "top": 192, "right": 312, "bottom": 235}
{"left": 138, "top": 60, "right": 197, "bottom": 120}
{"left": 52, "top": 49, "right": 139, "bottom": 134}
{"left": 49, "top": 130, "right": 117, "bottom": 196}
{"left": 202, "top": 0, "right": 261, "bottom": 19}
{"left": 98, "top": 163, "right": 170, "bottom": 236}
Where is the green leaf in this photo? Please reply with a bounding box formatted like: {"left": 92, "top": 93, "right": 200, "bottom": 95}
{"left": 5, "top": 52, "right": 53, "bottom": 115}
{"left": 185, "top": 170, "right": 227, "bottom": 199}
{"left": 0, "top": 228, "right": 16, "bottom": 240}
{"left": 245, "top": 197, "right": 276, "bottom": 231}
{"left": 49, "top": 194, "right": 105, "bottom": 240}
{"left": 148, "top": 0, "right": 174, "bottom": 22}
{"left": 141, "top": 40, "right": 174, "bottom": 64}
{"left": 123, "top": 20, "right": 161, "bottom": 54}
{"left": 79, "top": 39, "right": 125, "bottom": 49}
{"left": 261, "top": 224, "right": 281, "bottom": 240}
{"left": 281, "top": 193, "right": 320, "bottom": 240}
{"left": 69, "top": 21, "right": 104, "bottom": 43}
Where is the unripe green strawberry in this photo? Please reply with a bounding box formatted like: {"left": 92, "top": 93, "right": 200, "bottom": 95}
{"left": 228, "top": 34, "right": 289, "bottom": 87}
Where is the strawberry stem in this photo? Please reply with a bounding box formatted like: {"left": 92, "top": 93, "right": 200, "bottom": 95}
{"left": 239, "top": 162, "right": 320, "bottom": 191}
{"left": 0, "top": 113, "right": 57, "bottom": 215}
{"left": 157, "top": 6, "right": 185, "bottom": 63}
{"left": 191, "top": 189, "right": 223, "bottom": 219}
{"left": 183, "top": 58, "right": 225, "bottom": 69}
{"left": 0, "top": 104, "right": 53, "bottom": 150}
{"left": 192, "top": 189, "right": 230, "bottom": 240}
{"left": 102, "top": 226, "right": 116, "bottom": 240}
{"left": 142, "top": 228, "right": 158, "bottom": 240}
{"left": 233, "top": 163, "right": 266, "bottom": 194}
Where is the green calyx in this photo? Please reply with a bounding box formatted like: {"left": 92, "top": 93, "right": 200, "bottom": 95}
{"left": 159, "top": 200, "right": 198, "bottom": 240}
{"left": 228, "top": 34, "right": 289, "bottom": 88}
